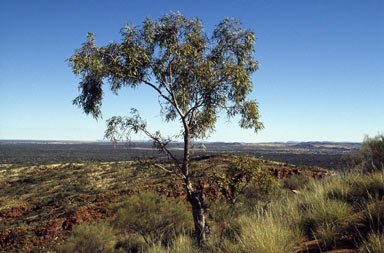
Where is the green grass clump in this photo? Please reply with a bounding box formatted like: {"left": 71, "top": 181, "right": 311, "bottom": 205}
{"left": 299, "top": 197, "right": 354, "bottom": 245}
{"left": 235, "top": 206, "right": 305, "bottom": 253}
{"left": 281, "top": 174, "right": 311, "bottom": 190}
{"left": 113, "top": 191, "right": 193, "bottom": 246}
{"left": 58, "top": 223, "right": 116, "bottom": 253}
{"left": 361, "top": 232, "right": 384, "bottom": 253}
{"left": 325, "top": 171, "right": 384, "bottom": 207}
{"left": 148, "top": 235, "right": 200, "bottom": 253}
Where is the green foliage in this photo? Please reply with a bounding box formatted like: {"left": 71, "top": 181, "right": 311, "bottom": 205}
{"left": 212, "top": 155, "right": 277, "bottom": 204}
{"left": 113, "top": 191, "right": 193, "bottom": 245}
{"left": 346, "top": 134, "right": 384, "bottom": 171}
{"left": 58, "top": 223, "right": 116, "bottom": 253}
{"left": 69, "top": 12, "right": 263, "bottom": 139}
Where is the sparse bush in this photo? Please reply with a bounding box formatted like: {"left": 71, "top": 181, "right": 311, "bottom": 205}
{"left": 113, "top": 191, "right": 193, "bottom": 245}
{"left": 58, "top": 223, "right": 116, "bottom": 253}
{"left": 212, "top": 155, "right": 278, "bottom": 205}
{"left": 346, "top": 134, "right": 384, "bottom": 171}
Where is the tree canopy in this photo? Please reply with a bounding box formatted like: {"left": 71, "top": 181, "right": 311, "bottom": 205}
{"left": 70, "top": 12, "right": 263, "bottom": 140}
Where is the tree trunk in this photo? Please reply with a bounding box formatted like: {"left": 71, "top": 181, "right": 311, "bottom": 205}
{"left": 186, "top": 185, "right": 207, "bottom": 245}
{"left": 182, "top": 121, "right": 208, "bottom": 244}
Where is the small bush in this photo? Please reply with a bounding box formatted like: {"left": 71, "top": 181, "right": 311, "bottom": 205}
{"left": 346, "top": 134, "right": 384, "bottom": 171}
{"left": 58, "top": 223, "right": 116, "bottom": 253}
{"left": 212, "top": 155, "right": 278, "bottom": 205}
{"left": 113, "top": 191, "right": 193, "bottom": 245}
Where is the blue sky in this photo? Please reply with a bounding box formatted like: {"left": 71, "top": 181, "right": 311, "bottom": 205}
{"left": 0, "top": 0, "right": 383, "bottom": 142}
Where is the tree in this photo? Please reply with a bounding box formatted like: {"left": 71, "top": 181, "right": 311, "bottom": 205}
{"left": 69, "top": 12, "right": 263, "bottom": 244}
{"left": 346, "top": 134, "right": 384, "bottom": 171}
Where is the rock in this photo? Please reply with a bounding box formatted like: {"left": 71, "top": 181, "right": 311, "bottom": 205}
{"left": 296, "top": 240, "right": 322, "bottom": 253}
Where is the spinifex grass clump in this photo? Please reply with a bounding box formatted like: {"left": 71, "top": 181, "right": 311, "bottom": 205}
{"left": 148, "top": 235, "right": 200, "bottom": 253}
{"left": 361, "top": 232, "right": 384, "bottom": 253}
{"left": 325, "top": 171, "right": 384, "bottom": 207}
{"left": 281, "top": 174, "right": 312, "bottom": 191}
{"left": 235, "top": 207, "right": 305, "bottom": 253}
{"left": 58, "top": 223, "right": 116, "bottom": 253}
{"left": 113, "top": 191, "right": 193, "bottom": 247}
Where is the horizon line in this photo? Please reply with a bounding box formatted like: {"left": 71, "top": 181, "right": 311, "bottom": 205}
{"left": 0, "top": 139, "right": 362, "bottom": 144}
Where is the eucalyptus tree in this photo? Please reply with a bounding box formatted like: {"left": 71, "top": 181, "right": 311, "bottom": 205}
{"left": 69, "top": 12, "right": 263, "bottom": 243}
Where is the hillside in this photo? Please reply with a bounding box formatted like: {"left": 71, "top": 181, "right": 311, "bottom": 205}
{"left": 0, "top": 155, "right": 329, "bottom": 251}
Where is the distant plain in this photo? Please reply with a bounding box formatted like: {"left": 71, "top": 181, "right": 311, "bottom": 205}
{"left": 0, "top": 141, "right": 360, "bottom": 169}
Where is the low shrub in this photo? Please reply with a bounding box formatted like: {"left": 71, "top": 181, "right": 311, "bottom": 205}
{"left": 345, "top": 134, "right": 384, "bottom": 172}
{"left": 58, "top": 223, "right": 116, "bottom": 253}
{"left": 113, "top": 191, "right": 193, "bottom": 246}
{"left": 212, "top": 155, "right": 279, "bottom": 205}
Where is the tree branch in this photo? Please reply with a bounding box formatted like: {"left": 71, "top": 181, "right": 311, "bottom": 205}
{"left": 140, "top": 127, "right": 186, "bottom": 179}
{"left": 153, "top": 163, "right": 173, "bottom": 173}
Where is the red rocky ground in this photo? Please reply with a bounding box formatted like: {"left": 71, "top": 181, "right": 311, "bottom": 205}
{"left": 1, "top": 157, "right": 331, "bottom": 252}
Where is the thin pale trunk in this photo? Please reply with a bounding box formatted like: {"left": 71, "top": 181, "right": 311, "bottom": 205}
{"left": 183, "top": 125, "right": 207, "bottom": 245}
{"left": 183, "top": 124, "right": 190, "bottom": 176}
